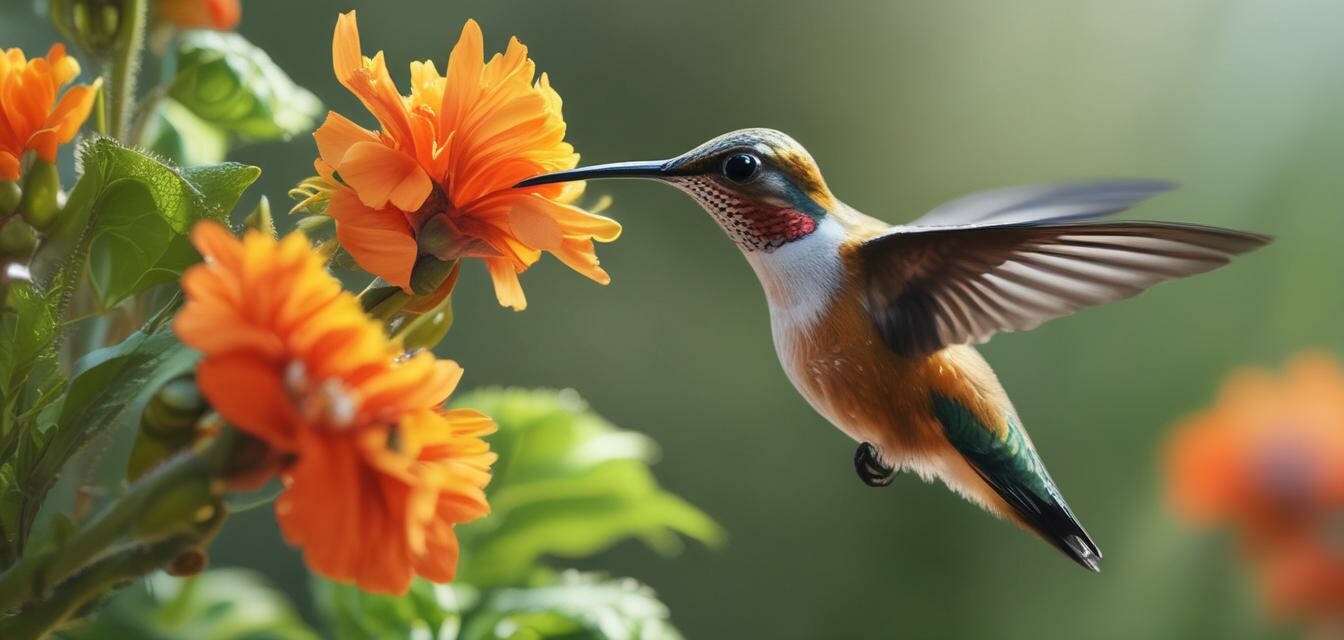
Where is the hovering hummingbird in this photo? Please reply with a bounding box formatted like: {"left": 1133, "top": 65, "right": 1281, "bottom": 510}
{"left": 516, "top": 129, "right": 1270, "bottom": 571}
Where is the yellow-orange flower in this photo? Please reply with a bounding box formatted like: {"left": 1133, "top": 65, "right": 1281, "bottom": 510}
{"left": 174, "top": 222, "right": 495, "bottom": 594}
{"left": 0, "top": 44, "right": 99, "bottom": 181}
{"left": 310, "top": 12, "right": 620, "bottom": 309}
{"left": 155, "top": 0, "right": 242, "bottom": 31}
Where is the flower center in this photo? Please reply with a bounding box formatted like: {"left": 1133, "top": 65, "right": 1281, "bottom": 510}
{"left": 284, "top": 361, "right": 360, "bottom": 429}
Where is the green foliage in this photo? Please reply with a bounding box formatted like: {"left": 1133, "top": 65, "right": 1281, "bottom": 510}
{"left": 319, "top": 572, "right": 683, "bottom": 640}
{"left": 33, "top": 137, "right": 259, "bottom": 309}
{"left": 0, "top": 282, "right": 63, "bottom": 565}
{"left": 317, "top": 576, "right": 474, "bottom": 640}
{"left": 452, "top": 388, "right": 723, "bottom": 587}
{"left": 461, "top": 572, "right": 684, "bottom": 640}
{"left": 169, "top": 32, "right": 322, "bottom": 144}
{"left": 8, "top": 322, "right": 197, "bottom": 561}
{"left": 145, "top": 99, "right": 230, "bottom": 167}
{"left": 61, "top": 569, "right": 319, "bottom": 640}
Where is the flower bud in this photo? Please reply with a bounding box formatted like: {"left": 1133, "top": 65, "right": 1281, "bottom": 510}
{"left": 50, "top": 0, "right": 127, "bottom": 57}
{"left": 0, "top": 182, "right": 20, "bottom": 216}
{"left": 130, "top": 474, "right": 220, "bottom": 541}
{"left": 128, "top": 376, "right": 208, "bottom": 481}
{"left": 18, "top": 159, "right": 61, "bottom": 231}
{"left": 401, "top": 299, "right": 454, "bottom": 351}
{"left": 242, "top": 196, "right": 274, "bottom": 236}
{"left": 0, "top": 218, "right": 38, "bottom": 259}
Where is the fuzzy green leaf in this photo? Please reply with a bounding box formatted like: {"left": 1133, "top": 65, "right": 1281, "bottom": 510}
{"left": 35, "top": 137, "right": 259, "bottom": 308}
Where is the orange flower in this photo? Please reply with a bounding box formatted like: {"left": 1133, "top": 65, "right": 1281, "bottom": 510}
{"left": 155, "top": 0, "right": 242, "bottom": 31}
{"left": 174, "top": 222, "right": 495, "bottom": 594}
{"left": 1163, "top": 353, "right": 1344, "bottom": 626}
{"left": 1164, "top": 353, "right": 1344, "bottom": 540}
{"left": 310, "top": 12, "right": 620, "bottom": 309}
{"left": 0, "top": 44, "right": 99, "bottom": 181}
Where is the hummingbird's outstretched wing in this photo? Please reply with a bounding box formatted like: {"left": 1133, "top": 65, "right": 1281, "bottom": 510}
{"left": 931, "top": 392, "right": 1101, "bottom": 571}
{"left": 907, "top": 180, "right": 1175, "bottom": 228}
{"left": 860, "top": 183, "right": 1270, "bottom": 357}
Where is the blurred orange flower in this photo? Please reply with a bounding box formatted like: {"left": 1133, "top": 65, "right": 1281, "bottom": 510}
{"left": 0, "top": 44, "right": 99, "bottom": 181}
{"left": 1164, "top": 352, "right": 1344, "bottom": 624}
{"left": 310, "top": 11, "right": 620, "bottom": 309}
{"left": 174, "top": 222, "right": 495, "bottom": 594}
{"left": 155, "top": 0, "right": 242, "bottom": 31}
{"left": 1165, "top": 353, "right": 1344, "bottom": 541}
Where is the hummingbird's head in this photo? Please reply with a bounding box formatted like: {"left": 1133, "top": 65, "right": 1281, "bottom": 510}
{"left": 516, "top": 128, "right": 838, "bottom": 252}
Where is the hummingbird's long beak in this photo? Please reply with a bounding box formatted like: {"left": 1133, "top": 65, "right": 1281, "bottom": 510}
{"left": 514, "top": 160, "right": 672, "bottom": 188}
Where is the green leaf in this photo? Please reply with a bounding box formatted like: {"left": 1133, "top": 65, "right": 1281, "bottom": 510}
{"left": 315, "top": 573, "right": 683, "bottom": 640}
{"left": 317, "top": 578, "right": 475, "bottom": 640}
{"left": 144, "top": 98, "right": 230, "bottom": 166}
{"left": 62, "top": 569, "right": 320, "bottom": 640}
{"left": 0, "top": 282, "right": 64, "bottom": 565}
{"left": 459, "top": 572, "right": 684, "bottom": 640}
{"left": 16, "top": 324, "right": 198, "bottom": 554}
{"left": 33, "top": 137, "right": 260, "bottom": 308}
{"left": 170, "top": 32, "right": 322, "bottom": 142}
{"left": 451, "top": 389, "right": 722, "bottom": 587}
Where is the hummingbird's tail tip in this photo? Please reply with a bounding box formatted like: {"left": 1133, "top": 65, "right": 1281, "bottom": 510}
{"left": 1065, "top": 534, "right": 1102, "bottom": 573}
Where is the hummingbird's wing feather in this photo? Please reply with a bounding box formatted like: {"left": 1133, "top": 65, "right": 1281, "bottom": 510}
{"left": 861, "top": 221, "right": 1270, "bottom": 357}
{"left": 931, "top": 392, "right": 1101, "bottom": 571}
{"left": 908, "top": 180, "right": 1175, "bottom": 228}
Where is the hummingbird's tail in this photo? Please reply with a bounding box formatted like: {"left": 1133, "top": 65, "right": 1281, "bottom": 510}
{"left": 931, "top": 392, "right": 1102, "bottom": 572}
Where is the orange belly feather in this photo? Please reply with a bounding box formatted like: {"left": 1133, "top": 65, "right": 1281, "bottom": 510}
{"left": 775, "top": 243, "right": 1022, "bottom": 519}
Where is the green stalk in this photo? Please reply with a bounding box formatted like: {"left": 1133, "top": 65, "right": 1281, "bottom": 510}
{"left": 105, "top": 0, "right": 147, "bottom": 141}
{"left": 0, "top": 428, "right": 241, "bottom": 613}
{"left": 0, "top": 536, "right": 198, "bottom": 640}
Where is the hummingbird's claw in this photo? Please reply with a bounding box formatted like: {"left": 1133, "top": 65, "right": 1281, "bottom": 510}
{"left": 855, "top": 442, "right": 895, "bottom": 487}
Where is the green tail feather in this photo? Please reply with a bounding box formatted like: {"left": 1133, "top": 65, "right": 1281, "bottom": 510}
{"left": 931, "top": 393, "right": 1101, "bottom": 571}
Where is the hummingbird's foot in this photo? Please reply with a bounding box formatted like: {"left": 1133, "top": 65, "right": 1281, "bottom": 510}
{"left": 854, "top": 442, "right": 895, "bottom": 487}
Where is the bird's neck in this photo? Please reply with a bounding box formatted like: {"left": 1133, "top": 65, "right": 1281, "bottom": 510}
{"left": 744, "top": 215, "right": 849, "bottom": 331}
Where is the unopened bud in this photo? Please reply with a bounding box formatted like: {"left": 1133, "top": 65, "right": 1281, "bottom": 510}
{"left": 18, "top": 159, "right": 61, "bottom": 231}
{"left": 0, "top": 218, "right": 38, "bottom": 259}
{"left": 243, "top": 196, "right": 275, "bottom": 236}
{"left": 51, "top": 0, "right": 127, "bottom": 57}
{"left": 0, "top": 182, "right": 20, "bottom": 216}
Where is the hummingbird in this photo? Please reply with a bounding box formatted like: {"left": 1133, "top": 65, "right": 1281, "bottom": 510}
{"left": 516, "top": 128, "right": 1270, "bottom": 571}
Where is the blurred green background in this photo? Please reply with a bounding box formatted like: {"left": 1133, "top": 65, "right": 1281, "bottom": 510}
{"left": 7, "top": 0, "right": 1343, "bottom": 637}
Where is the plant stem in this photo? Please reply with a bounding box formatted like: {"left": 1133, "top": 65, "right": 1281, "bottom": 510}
{"left": 0, "top": 427, "right": 241, "bottom": 613}
{"left": 0, "top": 536, "right": 197, "bottom": 640}
{"left": 106, "top": 0, "right": 148, "bottom": 141}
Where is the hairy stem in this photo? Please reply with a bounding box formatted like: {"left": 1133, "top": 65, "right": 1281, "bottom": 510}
{"left": 0, "top": 427, "right": 241, "bottom": 613}
{"left": 0, "top": 536, "right": 197, "bottom": 640}
{"left": 105, "top": 0, "right": 148, "bottom": 141}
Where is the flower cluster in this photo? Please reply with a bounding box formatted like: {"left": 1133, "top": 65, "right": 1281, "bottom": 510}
{"left": 308, "top": 12, "right": 620, "bottom": 309}
{"left": 0, "top": 44, "right": 98, "bottom": 181}
{"left": 175, "top": 223, "right": 496, "bottom": 593}
{"left": 1164, "top": 353, "right": 1344, "bottom": 623}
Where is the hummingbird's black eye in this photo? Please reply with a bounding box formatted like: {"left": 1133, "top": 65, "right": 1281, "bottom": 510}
{"left": 722, "top": 153, "right": 761, "bottom": 183}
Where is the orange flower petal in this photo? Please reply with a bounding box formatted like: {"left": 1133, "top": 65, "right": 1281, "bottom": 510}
{"left": 313, "top": 111, "right": 380, "bottom": 169}
{"left": 0, "top": 152, "right": 18, "bottom": 181}
{"left": 327, "top": 190, "right": 418, "bottom": 290}
{"left": 195, "top": 354, "right": 301, "bottom": 450}
{"left": 485, "top": 257, "right": 527, "bottom": 310}
{"left": 337, "top": 140, "right": 433, "bottom": 212}
{"left": 0, "top": 43, "right": 93, "bottom": 179}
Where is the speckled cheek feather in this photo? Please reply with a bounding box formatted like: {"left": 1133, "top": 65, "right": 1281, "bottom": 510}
{"left": 673, "top": 177, "right": 817, "bottom": 251}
